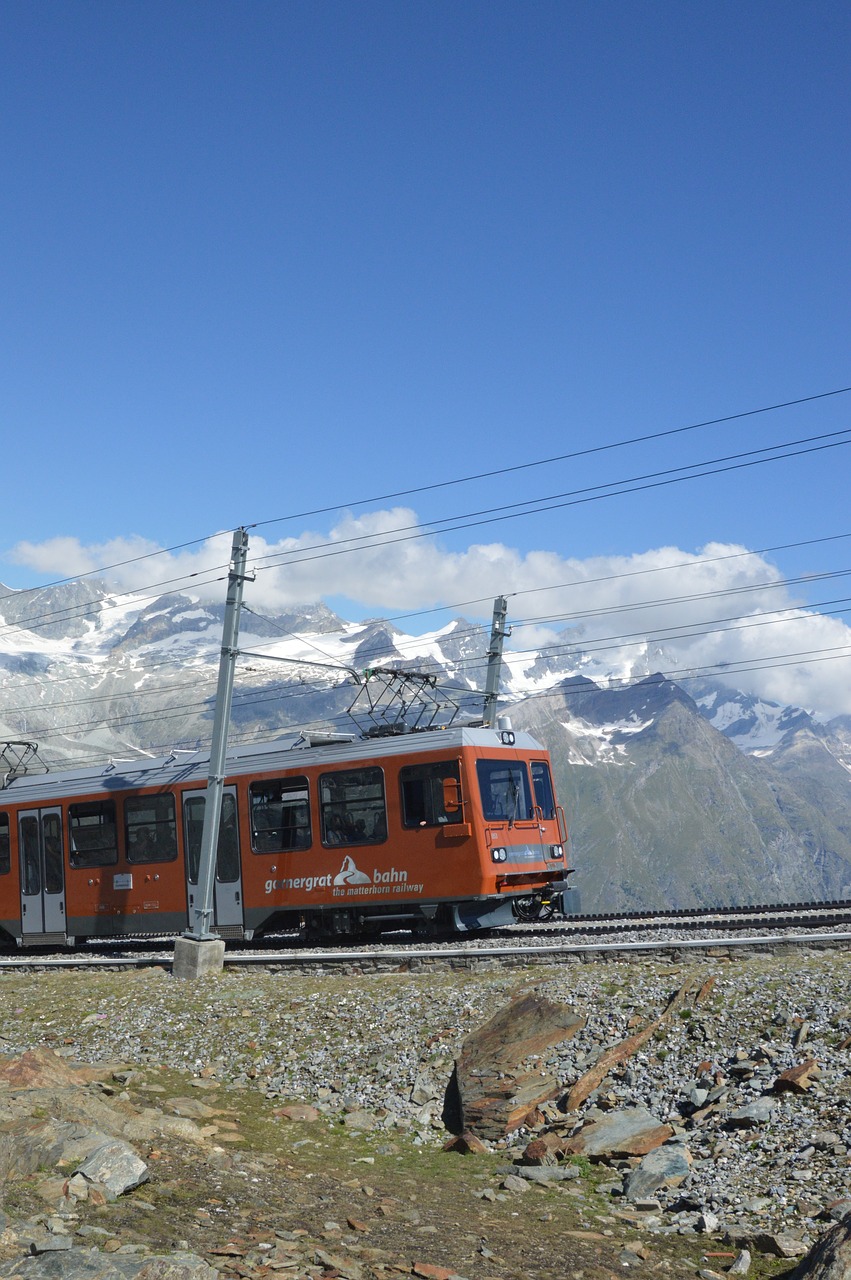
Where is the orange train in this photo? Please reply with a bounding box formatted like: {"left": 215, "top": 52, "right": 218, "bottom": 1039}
{"left": 0, "top": 722, "right": 571, "bottom": 947}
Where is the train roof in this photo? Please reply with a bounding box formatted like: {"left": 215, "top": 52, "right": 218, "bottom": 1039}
{"left": 0, "top": 723, "right": 546, "bottom": 804}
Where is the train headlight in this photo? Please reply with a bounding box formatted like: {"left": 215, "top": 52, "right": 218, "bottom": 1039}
{"left": 491, "top": 846, "right": 508, "bottom": 863}
{"left": 550, "top": 844, "right": 564, "bottom": 860}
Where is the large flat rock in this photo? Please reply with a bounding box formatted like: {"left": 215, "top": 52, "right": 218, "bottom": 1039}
{"left": 449, "top": 990, "right": 585, "bottom": 1140}
{"left": 564, "top": 1106, "right": 675, "bottom": 1159}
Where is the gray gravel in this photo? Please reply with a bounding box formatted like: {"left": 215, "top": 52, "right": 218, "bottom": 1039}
{"left": 2, "top": 948, "right": 850, "bottom": 1247}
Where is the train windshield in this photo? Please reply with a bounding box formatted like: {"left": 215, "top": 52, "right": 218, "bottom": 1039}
{"left": 475, "top": 759, "right": 533, "bottom": 823}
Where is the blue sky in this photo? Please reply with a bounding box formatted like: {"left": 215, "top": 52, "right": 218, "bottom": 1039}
{"left": 1, "top": 1, "right": 850, "bottom": 710}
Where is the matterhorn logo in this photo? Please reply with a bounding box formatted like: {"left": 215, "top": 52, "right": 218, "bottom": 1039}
{"left": 333, "top": 855, "right": 372, "bottom": 886}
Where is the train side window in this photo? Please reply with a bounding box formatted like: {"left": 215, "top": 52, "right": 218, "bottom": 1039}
{"left": 184, "top": 793, "right": 240, "bottom": 884}
{"left": 43, "top": 812, "right": 63, "bottom": 893}
{"left": 69, "top": 801, "right": 119, "bottom": 868}
{"left": 530, "top": 761, "right": 556, "bottom": 819}
{"left": 475, "top": 759, "right": 533, "bottom": 822}
{"left": 126, "top": 794, "right": 178, "bottom": 863}
{"left": 319, "top": 767, "right": 386, "bottom": 846}
{"left": 250, "top": 777, "right": 311, "bottom": 853}
{"left": 217, "top": 794, "right": 240, "bottom": 883}
{"left": 0, "top": 813, "right": 9, "bottom": 875}
{"left": 400, "top": 762, "right": 463, "bottom": 827}
{"left": 20, "top": 815, "right": 40, "bottom": 893}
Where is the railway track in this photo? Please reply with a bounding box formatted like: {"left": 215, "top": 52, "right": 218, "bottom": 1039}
{"left": 1, "top": 900, "right": 851, "bottom": 971}
{"left": 561, "top": 897, "right": 851, "bottom": 933}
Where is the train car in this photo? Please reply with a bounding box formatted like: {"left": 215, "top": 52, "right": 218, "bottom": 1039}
{"left": 0, "top": 720, "right": 571, "bottom": 947}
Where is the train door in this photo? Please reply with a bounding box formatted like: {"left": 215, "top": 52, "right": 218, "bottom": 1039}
{"left": 18, "top": 807, "right": 66, "bottom": 939}
{"left": 181, "top": 787, "right": 243, "bottom": 930}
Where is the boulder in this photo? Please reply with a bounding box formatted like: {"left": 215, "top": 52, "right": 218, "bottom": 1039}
{"left": 0, "top": 1049, "right": 109, "bottom": 1091}
{"left": 447, "top": 990, "right": 584, "bottom": 1140}
{"left": 791, "top": 1219, "right": 851, "bottom": 1280}
{"left": 623, "top": 1141, "right": 693, "bottom": 1200}
{"left": 75, "top": 1140, "right": 149, "bottom": 1199}
{"left": 273, "top": 1104, "right": 320, "bottom": 1123}
{"left": 727, "top": 1097, "right": 778, "bottom": 1127}
{"left": 774, "top": 1061, "right": 822, "bottom": 1094}
{"left": 564, "top": 1107, "right": 675, "bottom": 1159}
{"left": 0, "top": 1254, "right": 217, "bottom": 1280}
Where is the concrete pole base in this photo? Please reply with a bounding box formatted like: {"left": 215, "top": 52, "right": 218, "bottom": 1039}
{"left": 173, "top": 936, "right": 226, "bottom": 979}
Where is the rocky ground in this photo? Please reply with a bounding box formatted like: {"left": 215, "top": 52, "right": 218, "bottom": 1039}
{"left": 0, "top": 948, "right": 850, "bottom": 1280}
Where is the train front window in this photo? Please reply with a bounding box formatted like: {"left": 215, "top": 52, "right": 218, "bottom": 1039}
{"left": 0, "top": 813, "right": 9, "bottom": 875}
{"left": 126, "top": 794, "right": 178, "bottom": 863}
{"left": 475, "top": 759, "right": 533, "bottom": 823}
{"left": 531, "top": 761, "right": 556, "bottom": 819}
{"left": 69, "top": 801, "right": 118, "bottom": 868}
{"left": 250, "top": 777, "right": 311, "bottom": 853}
{"left": 319, "top": 767, "right": 386, "bottom": 846}
{"left": 400, "top": 761, "right": 463, "bottom": 827}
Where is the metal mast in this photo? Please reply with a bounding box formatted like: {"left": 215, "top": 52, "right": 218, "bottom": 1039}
{"left": 482, "top": 595, "right": 510, "bottom": 728}
{"left": 185, "top": 527, "right": 252, "bottom": 941}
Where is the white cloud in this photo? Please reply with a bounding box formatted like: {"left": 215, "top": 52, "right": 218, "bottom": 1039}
{"left": 7, "top": 515, "right": 851, "bottom": 717}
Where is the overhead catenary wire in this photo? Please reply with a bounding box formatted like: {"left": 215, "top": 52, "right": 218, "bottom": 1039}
{"left": 231, "top": 563, "right": 851, "bottom": 667}
{"left": 2, "top": 386, "right": 851, "bottom": 753}
{"left": 7, "top": 536, "right": 851, "bottom": 732}
{"left": 248, "top": 385, "right": 851, "bottom": 533}
{"left": 3, "top": 382, "right": 849, "bottom": 609}
{"left": 295, "top": 530, "right": 851, "bottom": 633}
{"left": 0, "top": 566, "right": 232, "bottom": 641}
{"left": 1, "top": 415, "right": 849, "bottom": 651}
{"left": 247, "top": 429, "right": 851, "bottom": 573}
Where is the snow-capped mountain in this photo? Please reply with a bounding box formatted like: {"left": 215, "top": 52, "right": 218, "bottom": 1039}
{"left": 0, "top": 577, "right": 836, "bottom": 759}
{"left": 1, "top": 578, "right": 850, "bottom": 912}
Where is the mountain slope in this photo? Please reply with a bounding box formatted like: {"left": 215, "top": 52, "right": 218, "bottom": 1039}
{"left": 510, "top": 677, "right": 851, "bottom": 912}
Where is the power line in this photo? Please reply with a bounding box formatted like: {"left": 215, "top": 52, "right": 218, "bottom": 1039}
{"left": 19, "top": 623, "right": 851, "bottom": 754}
{"left": 0, "top": 567, "right": 231, "bottom": 641}
{"left": 0, "top": 538, "right": 234, "bottom": 606}
{"left": 248, "top": 430, "right": 851, "bottom": 572}
{"left": 232, "top": 558, "right": 851, "bottom": 669}
{"left": 6, "top": 551, "right": 851, "bottom": 725}
{"left": 250, "top": 385, "right": 851, "bottom": 532}
{"left": 23, "top": 583, "right": 850, "bottom": 746}
{"left": 2, "top": 389, "right": 851, "bottom": 743}
{"left": 378, "top": 532, "right": 851, "bottom": 628}
{"left": 4, "top": 384, "right": 849, "bottom": 606}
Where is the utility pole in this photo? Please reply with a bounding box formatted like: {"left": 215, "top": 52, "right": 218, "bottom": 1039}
{"left": 174, "top": 527, "right": 252, "bottom": 977}
{"left": 482, "top": 595, "right": 510, "bottom": 728}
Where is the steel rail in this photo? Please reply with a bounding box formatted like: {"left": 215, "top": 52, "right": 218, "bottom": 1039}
{"left": 0, "top": 927, "right": 850, "bottom": 972}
